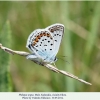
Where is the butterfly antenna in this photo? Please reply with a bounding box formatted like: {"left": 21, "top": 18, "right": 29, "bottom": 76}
{"left": 57, "top": 57, "right": 70, "bottom": 64}
{"left": 58, "top": 55, "right": 68, "bottom": 58}
{"left": 62, "top": 55, "right": 68, "bottom": 57}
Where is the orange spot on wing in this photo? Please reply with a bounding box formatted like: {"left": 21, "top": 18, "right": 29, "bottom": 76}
{"left": 32, "top": 42, "right": 36, "bottom": 46}
{"left": 35, "top": 37, "right": 39, "bottom": 42}
{"left": 47, "top": 33, "right": 50, "bottom": 37}
{"left": 40, "top": 33, "right": 43, "bottom": 37}
{"left": 37, "top": 35, "right": 41, "bottom": 39}
{"left": 43, "top": 32, "right": 46, "bottom": 36}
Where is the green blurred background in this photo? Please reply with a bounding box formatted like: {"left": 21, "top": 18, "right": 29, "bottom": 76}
{"left": 0, "top": 1, "right": 100, "bottom": 92}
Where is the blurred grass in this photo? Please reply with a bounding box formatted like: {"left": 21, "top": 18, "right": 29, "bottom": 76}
{"left": 60, "top": 2, "right": 75, "bottom": 92}
{"left": 0, "top": 1, "right": 100, "bottom": 92}
{"left": 0, "top": 21, "right": 12, "bottom": 91}
{"left": 82, "top": 2, "right": 100, "bottom": 65}
{"left": 80, "top": 2, "right": 100, "bottom": 91}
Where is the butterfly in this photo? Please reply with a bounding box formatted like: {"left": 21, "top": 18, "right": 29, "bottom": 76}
{"left": 26, "top": 23, "right": 64, "bottom": 65}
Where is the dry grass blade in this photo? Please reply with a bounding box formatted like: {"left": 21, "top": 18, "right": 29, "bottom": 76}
{"left": 0, "top": 43, "right": 92, "bottom": 85}
{"left": 0, "top": 43, "right": 30, "bottom": 56}
{"left": 44, "top": 64, "right": 92, "bottom": 85}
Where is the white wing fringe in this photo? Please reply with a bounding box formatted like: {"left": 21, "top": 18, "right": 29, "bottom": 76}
{"left": 0, "top": 43, "right": 92, "bottom": 85}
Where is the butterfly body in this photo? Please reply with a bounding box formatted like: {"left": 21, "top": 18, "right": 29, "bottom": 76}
{"left": 26, "top": 23, "right": 64, "bottom": 65}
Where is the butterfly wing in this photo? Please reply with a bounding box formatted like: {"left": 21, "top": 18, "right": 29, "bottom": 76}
{"left": 26, "top": 29, "right": 41, "bottom": 53}
{"left": 26, "top": 29, "right": 55, "bottom": 62}
{"left": 26, "top": 23, "right": 64, "bottom": 63}
{"left": 46, "top": 23, "right": 64, "bottom": 57}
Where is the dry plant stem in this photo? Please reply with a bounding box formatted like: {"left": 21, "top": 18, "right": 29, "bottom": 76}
{"left": 0, "top": 43, "right": 92, "bottom": 85}
{"left": 0, "top": 43, "right": 30, "bottom": 56}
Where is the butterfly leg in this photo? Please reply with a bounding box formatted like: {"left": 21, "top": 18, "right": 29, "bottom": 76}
{"left": 53, "top": 62, "right": 57, "bottom": 67}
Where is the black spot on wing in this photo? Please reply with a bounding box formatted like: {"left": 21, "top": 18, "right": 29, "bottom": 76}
{"left": 36, "top": 45, "right": 38, "bottom": 47}
{"left": 51, "top": 44, "right": 53, "bottom": 46}
{"left": 48, "top": 41, "right": 50, "bottom": 43}
{"left": 28, "top": 45, "right": 31, "bottom": 49}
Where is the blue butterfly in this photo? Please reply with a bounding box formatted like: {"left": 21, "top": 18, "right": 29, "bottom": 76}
{"left": 26, "top": 23, "right": 64, "bottom": 65}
